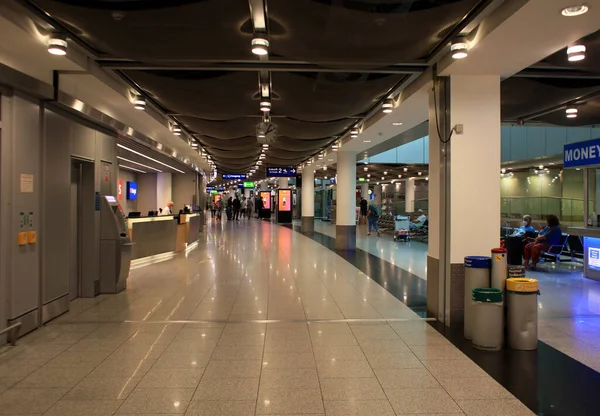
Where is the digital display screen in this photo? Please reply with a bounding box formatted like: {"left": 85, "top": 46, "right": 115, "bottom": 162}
{"left": 261, "top": 191, "right": 271, "bottom": 210}
{"left": 127, "top": 181, "right": 138, "bottom": 200}
{"left": 278, "top": 190, "right": 291, "bottom": 212}
{"left": 105, "top": 196, "right": 117, "bottom": 203}
{"left": 586, "top": 237, "right": 600, "bottom": 272}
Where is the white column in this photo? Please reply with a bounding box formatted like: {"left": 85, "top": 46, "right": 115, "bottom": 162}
{"left": 361, "top": 182, "right": 368, "bottom": 199}
{"left": 278, "top": 178, "right": 289, "bottom": 188}
{"left": 374, "top": 185, "right": 382, "bottom": 205}
{"left": 260, "top": 181, "right": 268, "bottom": 191}
{"left": 301, "top": 167, "right": 315, "bottom": 233}
{"left": 335, "top": 151, "right": 357, "bottom": 250}
{"left": 428, "top": 74, "right": 501, "bottom": 326}
{"left": 405, "top": 178, "right": 415, "bottom": 213}
{"left": 156, "top": 172, "right": 172, "bottom": 208}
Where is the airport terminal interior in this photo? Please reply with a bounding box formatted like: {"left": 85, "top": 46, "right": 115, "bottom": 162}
{"left": 2, "top": 0, "right": 600, "bottom": 415}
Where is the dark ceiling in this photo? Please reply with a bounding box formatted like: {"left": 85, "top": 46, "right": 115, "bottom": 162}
{"left": 23, "top": 0, "right": 600, "bottom": 180}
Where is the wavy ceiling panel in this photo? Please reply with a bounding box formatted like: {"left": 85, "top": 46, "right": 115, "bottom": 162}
{"left": 33, "top": 0, "right": 252, "bottom": 60}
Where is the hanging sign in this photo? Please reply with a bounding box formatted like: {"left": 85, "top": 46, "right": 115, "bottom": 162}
{"left": 266, "top": 167, "right": 297, "bottom": 177}
{"left": 564, "top": 138, "right": 600, "bottom": 168}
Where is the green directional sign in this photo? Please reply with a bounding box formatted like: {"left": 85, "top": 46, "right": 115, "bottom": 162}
{"left": 244, "top": 181, "right": 255, "bottom": 188}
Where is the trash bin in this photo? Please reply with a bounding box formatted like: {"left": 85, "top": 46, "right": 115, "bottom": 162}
{"left": 491, "top": 248, "right": 507, "bottom": 291}
{"left": 504, "top": 236, "right": 524, "bottom": 265}
{"left": 507, "top": 265, "right": 526, "bottom": 279}
{"left": 506, "top": 278, "right": 539, "bottom": 350}
{"left": 464, "top": 256, "right": 491, "bottom": 340}
{"left": 472, "top": 288, "right": 504, "bottom": 351}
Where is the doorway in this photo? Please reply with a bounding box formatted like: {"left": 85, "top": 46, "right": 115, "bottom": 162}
{"left": 69, "top": 159, "right": 95, "bottom": 301}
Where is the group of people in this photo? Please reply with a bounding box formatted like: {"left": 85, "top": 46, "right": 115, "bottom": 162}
{"left": 210, "top": 195, "right": 259, "bottom": 221}
{"left": 507, "top": 214, "right": 563, "bottom": 270}
{"left": 359, "top": 197, "right": 428, "bottom": 237}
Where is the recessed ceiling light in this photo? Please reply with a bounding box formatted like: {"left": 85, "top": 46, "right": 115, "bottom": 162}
{"left": 398, "top": 174, "right": 402, "bottom": 178}
{"left": 451, "top": 40, "right": 469, "bottom": 59}
{"left": 350, "top": 127, "right": 359, "bottom": 138}
{"left": 384, "top": 171, "right": 388, "bottom": 175}
{"left": 364, "top": 167, "right": 368, "bottom": 171}
{"left": 172, "top": 124, "right": 182, "bottom": 136}
{"left": 381, "top": 177, "right": 385, "bottom": 180}
{"left": 566, "top": 106, "right": 578, "bottom": 118}
{"left": 251, "top": 34, "right": 269, "bottom": 55}
{"left": 382, "top": 98, "right": 394, "bottom": 113}
{"left": 392, "top": 122, "right": 403, "bottom": 126}
{"left": 403, "top": 167, "right": 408, "bottom": 172}
{"left": 117, "top": 144, "right": 185, "bottom": 173}
{"left": 133, "top": 96, "right": 146, "bottom": 110}
{"left": 117, "top": 156, "right": 161, "bottom": 172}
{"left": 48, "top": 34, "right": 67, "bottom": 55}
{"left": 260, "top": 99, "right": 271, "bottom": 112}
{"left": 363, "top": 140, "right": 372, "bottom": 143}
{"left": 119, "top": 165, "right": 147, "bottom": 174}
{"left": 561, "top": 4, "right": 589, "bottom": 16}
{"left": 567, "top": 44, "right": 586, "bottom": 61}
{"left": 262, "top": 144, "right": 269, "bottom": 148}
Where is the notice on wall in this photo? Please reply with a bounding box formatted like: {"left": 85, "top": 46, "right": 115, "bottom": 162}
{"left": 20, "top": 174, "right": 34, "bottom": 193}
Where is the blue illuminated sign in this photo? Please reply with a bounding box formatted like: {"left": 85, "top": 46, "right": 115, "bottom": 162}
{"left": 206, "top": 186, "right": 215, "bottom": 191}
{"left": 266, "top": 167, "right": 297, "bottom": 177}
{"left": 564, "top": 138, "right": 600, "bottom": 168}
{"left": 127, "top": 181, "right": 138, "bottom": 200}
{"left": 222, "top": 174, "right": 246, "bottom": 179}
{"left": 585, "top": 237, "right": 600, "bottom": 272}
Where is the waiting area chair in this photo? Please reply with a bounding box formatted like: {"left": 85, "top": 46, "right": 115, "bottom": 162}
{"left": 541, "top": 234, "right": 570, "bottom": 263}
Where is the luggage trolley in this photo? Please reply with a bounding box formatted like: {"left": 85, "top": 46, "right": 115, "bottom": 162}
{"left": 394, "top": 215, "right": 411, "bottom": 242}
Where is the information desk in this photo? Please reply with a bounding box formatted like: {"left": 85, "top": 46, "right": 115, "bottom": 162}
{"left": 567, "top": 227, "right": 600, "bottom": 281}
{"left": 127, "top": 216, "right": 178, "bottom": 260}
{"left": 176, "top": 213, "right": 201, "bottom": 252}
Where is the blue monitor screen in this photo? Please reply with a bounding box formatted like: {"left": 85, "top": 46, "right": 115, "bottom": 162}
{"left": 127, "top": 181, "right": 138, "bottom": 200}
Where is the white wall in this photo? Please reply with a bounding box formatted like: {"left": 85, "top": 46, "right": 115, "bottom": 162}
{"left": 157, "top": 172, "right": 172, "bottom": 211}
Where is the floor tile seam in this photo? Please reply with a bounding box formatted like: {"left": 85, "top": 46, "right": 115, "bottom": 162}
{"left": 346, "top": 324, "right": 400, "bottom": 415}
{"left": 302, "top": 299, "right": 328, "bottom": 413}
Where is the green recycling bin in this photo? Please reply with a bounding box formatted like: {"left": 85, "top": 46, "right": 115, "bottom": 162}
{"left": 472, "top": 288, "right": 504, "bottom": 351}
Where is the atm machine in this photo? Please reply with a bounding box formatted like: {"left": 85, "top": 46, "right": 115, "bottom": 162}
{"left": 99, "top": 196, "right": 132, "bottom": 293}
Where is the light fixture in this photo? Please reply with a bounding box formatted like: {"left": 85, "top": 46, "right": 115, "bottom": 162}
{"left": 566, "top": 106, "right": 578, "bottom": 118}
{"left": 262, "top": 144, "right": 269, "bottom": 148}
{"left": 392, "top": 122, "right": 403, "bottom": 126}
{"left": 367, "top": 174, "right": 371, "bottom": 178}
{"left": 133, "top": 96, "right": 146, "bottom": 110}
{"left": 350, "top": 127, "right": 359, "bottom": 138}
{"left": 117, "top": 156, "right": 161, "bottom": 172}
{"left": 381, "top": 177, "right": 385, "bottom": 180}
{"left": 384, "top": 171, "right": 388, "bottom": 175}
{"left": 47, "top": 34, "right": 67, "bottom": 55}
{"left": 382, "top": 98, "right": 394, "bottom": 113}
{"left": 117, "top": 144, "right": 185, "bottom": 173}
{"left": 403, "top": 167, "right": 408, "bottom": 172}
{"left": 119, "top": 165, "right": 147, "bottom": 174}
{"left": 251, "top": 34, "right": 269, "bottom": 56}
{"left": 257, "top": 161, "right": 263, "bottom": 165}
{"left": 501, "top": 168, "right": 506, "bottom": 174}
{"left": 260, "top": 99, "right": 271, "bottom": 112}
{"left": 451, "top": 39, "right": 469, "bottom": 59}
{"left": 567, "top": 44, "right": 586, "bottom": 61}
{"left": 398, "top": 174, "right": 402, "bottom": 178}
{"left": 418, "top": 172, "right": 422, "bottom": 176}
{"left": 363, "top": 140, "right": 372, "bottom": 143}
{"left": 172, "top": 124, "right": 182, "bottom": 136}
{"left": 364, "top": 167, "right": 368, "bottom": 171}
{"left": 561, "top": 4, "right": 589, "bottom": 16}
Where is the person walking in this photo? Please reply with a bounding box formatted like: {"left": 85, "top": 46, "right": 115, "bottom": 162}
{"left": 246, "top": 197, "right": 253, "bottom": 219}
{"left": 241, "top": 197, "right": 247, "bottom": 219}
{"left": 256, "top": 196, "right": 264, "bottom": 219}
{"left": 233, "top": 196, "right": 241, "bottom": 221}
{"left": 226, "top": 197, "right": 233, "bottom": 220}
{"left": 367, "top": 203, "right": 381, "bottom": 236}
{"left": 216, "top": 197, "right": 223, "bottom": 220}
{"left": 360, "top": 197, "right": 368, "bottom": 225}
{"left": 210, "top": 201, "right": 217, "bottom": 219}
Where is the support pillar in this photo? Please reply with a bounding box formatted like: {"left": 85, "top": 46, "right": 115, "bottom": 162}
{"left": 361, "top": 182, "right": 368, "bottom": 199}
{"left": 428, "top": 74, "right": 501, "bottom": 327}
{"left": 335, "top": 151, "right": 357, "bottom": 250}
{"left": 405, "top": 178, "right": 415, "bottom": 213}
{"left": 279, "top": 178, "right": 289, "bottom": 188}
{"left": 301, "top": 167, "right": 315, "bottom": 234}
{"left": 374, "top": 185, "right": 382, "bottom": 206}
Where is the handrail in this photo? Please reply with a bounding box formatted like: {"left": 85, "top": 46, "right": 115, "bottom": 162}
{"left": 0, "top": 322, "right": 21, "bottom": 346}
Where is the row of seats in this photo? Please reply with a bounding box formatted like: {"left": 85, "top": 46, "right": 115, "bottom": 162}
{"left": 378, "top": 214, "right": 396, "bottom": 232}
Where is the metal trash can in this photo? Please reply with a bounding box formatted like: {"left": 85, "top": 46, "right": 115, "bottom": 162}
{"left": 472, "top": 288, "right": 504, "bottom": 351}
{"left": 506, "top": 278, "right": 539, "bottom": 350}
{"left": 464, "top": 256, "right": 491, "bottom": 340}
{"left": 491, "top": 248, "right": 507, "bottom": 291}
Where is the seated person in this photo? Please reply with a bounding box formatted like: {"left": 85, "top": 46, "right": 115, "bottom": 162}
{"left": 523, "top": 214, "right": 562, "bottom": 270}
{"left": 410, "top": 209, "right": 427, "bottom": 231}
{"left": 511, "top": 215, "right": 536, "bottom": 237}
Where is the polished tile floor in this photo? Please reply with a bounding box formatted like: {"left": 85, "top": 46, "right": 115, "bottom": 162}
{"left": 0, "top": 219, "right": 534, "bottom": 415}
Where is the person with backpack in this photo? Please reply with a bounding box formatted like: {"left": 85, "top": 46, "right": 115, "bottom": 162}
{"left": 232, "top": 196, "right": 241, "bottom": 221}
{"left": 367, "top": 203, "right": 381, "bottom": 236}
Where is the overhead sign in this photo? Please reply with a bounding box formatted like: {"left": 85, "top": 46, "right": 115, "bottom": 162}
{"left": 244, "top": 181, "right": 255, "bottom": 188}
{"left": 359, "top": 178, "right": 365, "bottom": 182}
{"left": 238, "top": 183, "right": 244, "bottom": 188}
{"left": 210, "top": 190, "right": 218, "bottom": 194}
{"left": 206, "top": 186, "right": 216, "bottom": 191}
{"left": 127, "top": 181, "right": 138, "bottom": 200}
{"left": 266, "top": 167, "right": 297, "bottom": 177}
{"left": 564, "top": 138, "right": 600, "bottom": 168}
{"left": 222, "top": 174, "right": 246, "bottom": 179}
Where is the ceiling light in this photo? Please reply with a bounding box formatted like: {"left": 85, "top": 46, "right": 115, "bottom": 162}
{"left": 398, "top": 174, "right": 401, "bottom": 178}
{"left": 262, "top": 144, "right": 269, "bottom": 148}
{"left": 451, "top": 40, "right": 469, "bottom": 59}
{"left": 566, "top": 106, "right": 578, "bottom": 118}
{"left": 172, "top": 124, "right": 182, "bottom": 136}
{"left": 367, "top": 174, "right": 371, "bottom": 178}
{"left": 251, "top": 34, "right": 269, "bottom": 56}
{"left": 260, "top": 99, "right": 271, "bottom": 112}
{"left": 384, "top": 171, "right": 388, "bottom": 175}
{"left": 117, "top": 156, "right": 161, "bottom": 172}
{"left": 418, "top": 172, "right": 422, "bottom": 176}
{"left": 392, "top": 122, "right": 403, "bottom": 126}
{"left": 257, "top": 161, "right": 263, "bottom": 165}
{"left": 364, "top": 167, "right": 368, "bottom": 171}
{"left": 561, "top": 5, "right": 589, "bottom": 16}
{"left": 350, "top": 128, "right": 359, "bottom": 138}
{"left": 567, "top": 44, "right": 586, "bottom": 61}
{"left": 403, "top": 167, "right": 408, "bottom": 172}
{"left": 117, "top": 144, "right": 185, "bottom": 173}
{"left": 382, "top": 98, "right": 394, "bottom": 113}
{"left": 119, "top": 165, "right": 147, "bottom": 174}
{"left": 363, "top": 140, "right": 372, "bottom": 143}
{"left": 133, "top": 96, "right": 146, "bottom": 110}
{"left": 501, "top": 168, "right": 506, "bottom": 174}
{"left": 48, "top": 34, "right": 67, "bottom": 55}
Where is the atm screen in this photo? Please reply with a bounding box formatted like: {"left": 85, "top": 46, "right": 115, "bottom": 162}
{"left": 105, "top": 196, "right": 117, "bottom": 203}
